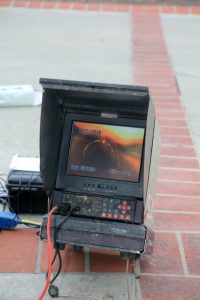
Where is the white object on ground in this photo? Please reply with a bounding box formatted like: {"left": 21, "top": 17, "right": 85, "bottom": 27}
{"left": 0, "top": 85, "right": 42, "bottom": 107}
{"left": 9, "top": 154, "right": 40, "bottom": 172}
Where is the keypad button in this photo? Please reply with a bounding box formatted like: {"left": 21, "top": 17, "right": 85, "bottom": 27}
{"left": 122, "top": 201, "right": 127, "bottom": 205}
{"left": 98, "top": 184, "right": 104, "bottom": 188}
{"left": 118, "top": 205, "right": 122, "bottom": 209}
{"left": 107, "top": 213, "right": 112, "bottom": 218}
{"left": 113, "top": 214, "right": 118, "bottom": 219}
{"left": 122, "top": 210, "right": 126, "bottom": 215}
{"left": 119, "top": 214, "right": 125, "bottom": 220}
{"left": 121, "top": 205, "right": 127, "bottom": 210}
{"left": 101, "top": 213, "right": 106, "bottom": 217}
{"left": 127, "top": 206, "right": 131, "bottom": 211}
{"left": 125, "top": 215, "right": 131, "bottom": 221}
{"left": 115, "top": 199, "right": 120, "bottom": 205}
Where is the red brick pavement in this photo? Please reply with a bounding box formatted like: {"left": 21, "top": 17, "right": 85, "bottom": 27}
{"left": 0, "top": 0, "right": 200, "bottom": 15}
{"left": 132, "top": 10, "right": 200, "bottom": 298}
{"left": 0, "top": 2, "right": 200, "bottom": 299}
{"left": 0, "top": 229, "right": 38, "bottom": 272}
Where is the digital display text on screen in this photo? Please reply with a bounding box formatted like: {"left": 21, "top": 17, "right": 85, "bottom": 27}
{"left": 67, "top": 121, "right": 145, "bottom": 182}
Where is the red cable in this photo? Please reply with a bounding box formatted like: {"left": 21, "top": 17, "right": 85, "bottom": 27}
{"left": 38, "top": 206, "right": 57, "bottom": 300}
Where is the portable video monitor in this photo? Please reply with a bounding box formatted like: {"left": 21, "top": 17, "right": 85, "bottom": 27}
{"left": 40, "top": 79, "right": 156, "bottom": 255}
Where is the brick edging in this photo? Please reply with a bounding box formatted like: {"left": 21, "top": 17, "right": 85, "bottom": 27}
{"left": 132, "top": 9, "right": 200, "bottom": 299}
{"left": 0, "top": 1, "right": 200, "bottom": 15}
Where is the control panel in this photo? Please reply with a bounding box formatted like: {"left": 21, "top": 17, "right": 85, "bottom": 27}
{"left": 62, "top": 194, "right": 136, "bottom": 223}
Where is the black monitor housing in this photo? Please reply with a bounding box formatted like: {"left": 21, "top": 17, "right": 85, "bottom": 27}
{"left": 40, "top": 78, "right": 156, "bottom": 255}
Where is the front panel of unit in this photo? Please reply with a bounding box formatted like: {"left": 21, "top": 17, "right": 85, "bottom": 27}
{"left": 56, "top": 114, "right": 146, "bottom": 199}
{"left": 52, "top": 192, "right": 143, "bottom": 224}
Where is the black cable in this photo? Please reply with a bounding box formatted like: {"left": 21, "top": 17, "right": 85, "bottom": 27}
{"left": 0, "top": 175, "right": 40, "bottom": 214}
{"left": 0, "top": 181, "right": 7, "bottom": 192}
{"left": 50, "top": 249, "right": 62, "bottom": 284}
{"left": 0, "top": 175, "right": 39, "bottom": 207}
{"left": 0, "top": 198, "right": 7, "bottom": 212}
{"left": 0, "top": 181, "right": 8, "bottom": 198}
{"left": 45, "top": 249, "right": 58, "bottom": 280}
{"left": 53, "top": 207, "right": 79, "bottom": 250}
{"left": 53, "top": 210, "right": 73, "bottom": 248}
{"left": 0, "top": 174, "right": 8, "bottom": 178}
{"left": 22, "top": 223, "right": 41, "bottom": 229}
{"left": 51, "top": 249, "right": 58, "bottom": 266}
{"left": 48, "top": 206, "right": 79, "bottom": 286}
{"left": 7, "top": 176, "right": 39, "bottom": 200}
{"left": 0, "top": 180, "right": 15, "bottom": 213}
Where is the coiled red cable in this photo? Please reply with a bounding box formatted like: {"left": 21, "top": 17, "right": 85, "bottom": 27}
{"left": 38, "top": 206, "right": 57, "bottom": 300}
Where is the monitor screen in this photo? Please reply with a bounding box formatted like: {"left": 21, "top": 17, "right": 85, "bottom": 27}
{"left": 66, "top": 121, "right": 145, "bottom": 182}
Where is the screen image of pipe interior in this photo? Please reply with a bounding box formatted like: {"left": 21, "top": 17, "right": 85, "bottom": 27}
{"left": 67, "top": 121, "right": 145, "bottom": 183}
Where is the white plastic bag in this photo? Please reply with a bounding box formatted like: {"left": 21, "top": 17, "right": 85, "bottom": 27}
{"left": 0, "top": 85, "right": 42, "bottom": 107}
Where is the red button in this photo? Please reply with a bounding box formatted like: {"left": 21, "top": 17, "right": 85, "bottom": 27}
{"left": 119, "top": 214, "right": 125, "bottom": 220}
{"left": 113, "top": 214, "right": 118, "bottom": 219}
{"left": 101, "top": 213, "right": 106, "bottom": 217}
{"left": 107, "top": 213, "right": 112, "bottom": 218}
{"left": 127, "top": 206, "right": 131, "bottom": 211}
{"left": 125, "top": 215, "right": 131, "bottom": 220}
{"left": 122, "top": 210, "right": 126, "bottom": 215}
{"left": 118, "top": 205, "right": 122, "bottom": 209}
{"left": 121, "top": 205, "right": 127, "bottom": 210}
{"left": 122, "top": 201, "right": 127, "bottom": 205}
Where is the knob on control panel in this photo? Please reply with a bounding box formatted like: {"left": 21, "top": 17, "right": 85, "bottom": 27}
{"left": 92, "top": 200, "right": 102, "bottom": 212}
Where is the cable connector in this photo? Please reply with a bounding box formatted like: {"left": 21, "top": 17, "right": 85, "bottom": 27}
{"left": 56, "top": 203, "right": 80, "bottom": 216}
{"left": 56, "top": 202, "right": 71, "bottom": 215}
{"left": 0, "top": 211, "right": 20, "bottom": 229}
{"left": 0, "top": 211, "right": 41, "bottom": 229}
{"left": 72, "top": 206, "right": 80, "bottom": 212}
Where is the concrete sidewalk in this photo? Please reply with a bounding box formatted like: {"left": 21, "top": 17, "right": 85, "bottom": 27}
{"left": 0, "top": 7, "right": 132, "bottom": 175}
{"left": 0, "top": 3, "right": 200, "bottom": 300}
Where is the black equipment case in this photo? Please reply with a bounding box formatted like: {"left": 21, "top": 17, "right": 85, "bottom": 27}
{"left": 7, "top": 170, "right": 48, "bottom": 213}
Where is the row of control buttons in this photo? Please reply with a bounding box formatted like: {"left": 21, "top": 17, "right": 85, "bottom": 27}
{"left": 83, "top": 183, "right": 117, "bottom": 191}
{"left": 101, "top": 213, "right": 131, "bottom": 220}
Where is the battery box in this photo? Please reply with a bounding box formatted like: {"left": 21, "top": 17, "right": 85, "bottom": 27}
{"left": 7, "top": 170, "right": 48, "bottom": 214}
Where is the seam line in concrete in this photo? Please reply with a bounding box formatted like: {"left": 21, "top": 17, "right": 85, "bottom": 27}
{"left": 84, "top": 247, "right": 90, "bottom": 273}
{"left": 141, "top": 272, "right": 200, "bottom": 279}
{"left": 34, "top": 238, "right": 43, "bottom": 274}
{"left": 135, "top": 276, "right": 142, "bottom": 300}
{"left": 176, "top": 232, "right": 189, "bottom": 276}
